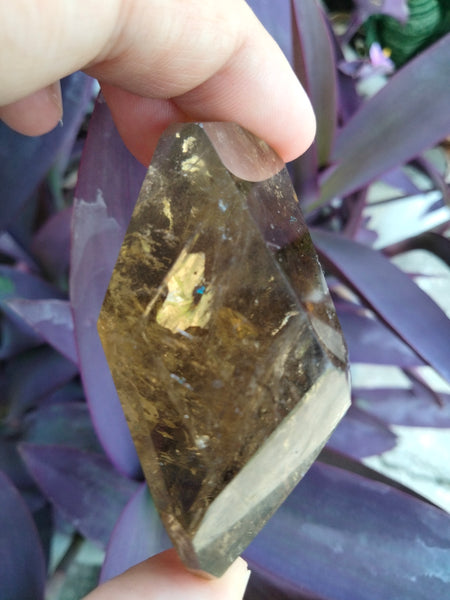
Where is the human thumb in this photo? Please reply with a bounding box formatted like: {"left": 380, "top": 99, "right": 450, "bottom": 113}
{"left": 83, "top": 549, "right": 251, "bottom": 600}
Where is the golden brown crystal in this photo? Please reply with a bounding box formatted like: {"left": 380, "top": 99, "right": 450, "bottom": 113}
{"left": 97, "top": 122, "right": 350, "bottom": 576}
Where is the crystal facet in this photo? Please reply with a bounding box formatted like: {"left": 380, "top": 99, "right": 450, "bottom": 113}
{"left": 97, "top": 122, "right": 350, "bottom": 577}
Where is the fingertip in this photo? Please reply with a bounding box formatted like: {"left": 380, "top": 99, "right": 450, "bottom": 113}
{"left": 225, "top": 556, "right": 252, "bottom": 599}
{"left": 83, "top": 549, "right": 251, "bottom": 600}
{"left": 250, "top": 52, "right": 316, "bottom": 163}
{"left": 0, "top": 81, "right": 63, "bottom": 137}
{"left": 140, "top": 550, "right": 251, "bottom": 600}
{"left": 278, "top": 81, "right": 317, "bottom": 163}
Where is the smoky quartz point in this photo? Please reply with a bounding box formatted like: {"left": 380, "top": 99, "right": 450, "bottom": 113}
{"left": 97, "top": 122, "right": 350, "bottom": 577}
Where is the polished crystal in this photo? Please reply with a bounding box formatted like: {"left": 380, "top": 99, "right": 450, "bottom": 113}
{"left": 97, "top": 122, "right": 350, "bottom": 577}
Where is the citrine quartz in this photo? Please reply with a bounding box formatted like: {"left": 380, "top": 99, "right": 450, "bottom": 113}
{"left": 97, "top": 122, "right": 350, "bottom": 577}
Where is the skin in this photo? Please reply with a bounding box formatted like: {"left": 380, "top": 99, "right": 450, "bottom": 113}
{"left": 0, "top": 0, "right": 315, "bottom": 165}
{"left": 1, "top": 2, "right": 316, "bottom": 597}
{"left": 84, "top": 549, "right": 251, "bottom": 600}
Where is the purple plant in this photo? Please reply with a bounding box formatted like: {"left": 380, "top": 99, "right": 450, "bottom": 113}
{"left": 1, "top": 2, "right": 450, "bottom": 598}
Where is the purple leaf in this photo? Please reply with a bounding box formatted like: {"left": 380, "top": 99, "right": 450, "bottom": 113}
{"left": 355, "top": 0, "right": 409, "bottom": 22}
{"left": 246, "top": 566, "right": 326, "bottom": 600}
{"left": 7, "top": 299, "right": 78, "bottom": 364}
{"left": 0, "top": 232, "right": 39, "bottom": 272}
{"left": 100, "top": 483, "right": 171, "bottom": 583}
{"left": 0, "top": 265, "right": 63, "bottom": 302}
{"left": 343, "top": 0, "right": 409, "bottom": 42}
{"left": 0, "top": 472, "right": 46, "bottom": 600}
{"left": 245, "top": 462, "right": 450, "bottom": 599}
{"left": 0, "top": 438, "right": 46, "bottom": 513}
{"left": 313, "top": 229, "right": 450, "bottom": 382}
{"left": 0, "top": 266, "right": 65, "bottom": 357}
{"left": 23, "top": 403, "right": 104, "bottom": 453}
{"left": 327, "top": 405, "right": 397, "bottom": 458}
{"left": 0, "top": 73, "right": 93, "bottom": 229}
{"left": 71, "top": 96, "right": 146, "bottom": 477}
{"left": 380, "top": 167, "right": 420, "bottom": 196}
{"left": 331, "top": 28, "right": 362, "bottom": 125}
{"left": 355, "top": 386, "right": 450, "bottom": 428}
{"left": 291, "top": 0, "right": 337, "bottom": 167}
{"left": 336, "top": 66, "right": 362, "bottom": 126}
{"left": 394, "top": 232, "right": 450, "bottom": 268}
{"left": 246, "top": 0, "right": 293, "bottom": 63}
{"left": 20, "top": 444, "right": 139, "bottom": 547}
{"left": 0, "top": 437, "right": 35, "bottom": 492}
{"left": 352, "top": 216, "right": 379, "bottom": 246}
{"left": 320, "top": 35, "right": 450, "bottom": 203}
{"left": 43, "top": 379, "right": 85, "bottom": 406}
{"left": 0, "top": 312, "right": 42, "bottom": 360}
{"left": 291, "top": 146, "right": 319, "bottom": 208}
{"left": 336, "top": 302, "right": 425, "bottom": 367}
{"left": 413, "top": 156, "right": 450, "bottom": 206}
{"left": 32, "top": 206, "right": 73, "bottom": 280}
{"left": 5, "top": 347, "right": 79, "bottom": 420}
{"left": 319, "top": 446, "right": 432, "bottom": 502}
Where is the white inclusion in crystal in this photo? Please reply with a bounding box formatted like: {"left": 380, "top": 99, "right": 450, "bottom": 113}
{"left": 218, "top": 198, "right": 228, "bottom": 212}
{"left": 271, "top": 311, "right": 299, "bottom": 336}
{"left": 182, "top": 136, "right": 197, "bottom": 153}
{"left": 177, "top": 329, "right": 194, "bottom": 340}
{"left": 170, "top": 373, "right": 193, "bottom": 390}
{"left": 195, "top": 435, "right": 210, "bottom": 449}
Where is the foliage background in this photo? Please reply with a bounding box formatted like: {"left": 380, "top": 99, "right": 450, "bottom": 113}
{"left": 1, "top": 1, "right": 450, "bottom": 598}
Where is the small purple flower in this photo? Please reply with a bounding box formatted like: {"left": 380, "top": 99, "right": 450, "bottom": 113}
{"left": 339, "top": 42, "right": 396, "bottom": 80}
{"left": 369, "top": 42, "right": 395, "bottom": 74}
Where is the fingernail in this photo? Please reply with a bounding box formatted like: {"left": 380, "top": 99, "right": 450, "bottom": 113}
{"left": 203, "top": 122, "right": 284, "bottom": 182}
{"left": 47, "top": 80, "right": 63, "bottom": 120}
{"left": 231, "top": 557, "right": 251, "bottom": 599}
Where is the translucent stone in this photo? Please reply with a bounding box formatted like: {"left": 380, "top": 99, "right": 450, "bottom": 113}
{"left": 97, "top": 122, "right": 350, "bottom": 577}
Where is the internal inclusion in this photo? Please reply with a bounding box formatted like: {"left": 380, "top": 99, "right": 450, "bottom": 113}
{"left": 97, "top": 122, "right": 351, "bottom": 577}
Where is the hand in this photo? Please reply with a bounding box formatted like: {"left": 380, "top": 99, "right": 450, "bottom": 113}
{"left": 0, "top": 0, "right": 315, "bottom": 165}
{"left": 83, "top": 549, "right": 250, "bottom": 600}
{"left": 1, "top": 2, "right": 311, "bottom": 596}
